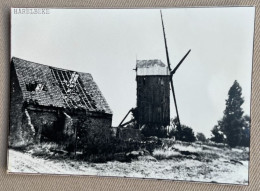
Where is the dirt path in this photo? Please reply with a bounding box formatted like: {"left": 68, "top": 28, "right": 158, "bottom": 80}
{"left": 8, "top": 149, "right": 93, "bottom": 175}
{"left": 7, "top": 149, "right": 248, "bottom": 185}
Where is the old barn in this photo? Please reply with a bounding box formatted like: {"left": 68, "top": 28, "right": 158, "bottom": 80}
{"left": 9, "top": 57, "right": 113, "bottom": 149}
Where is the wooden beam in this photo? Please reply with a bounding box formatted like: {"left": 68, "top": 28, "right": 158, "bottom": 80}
{"left": 119, "top": 108, "right": 134, "bottom": 126}
{"left": 120, "top": 119, "right": 135, "bottom": 127}
{"left": 50, "top": 69, "right": 71, "bottom": 107}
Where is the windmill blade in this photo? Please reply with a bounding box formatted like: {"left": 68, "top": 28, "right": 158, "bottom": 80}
{"left": 161, "top": 10, "right": 181, "bottom": 128}
{"left": 171, "top": 49, "right": 191, "bottom": 76}
{"left": 170, "top": 78, "right": 181, "bottom": 128}
{"left": 160, "top": 10, "right": 172, "bottom": 71}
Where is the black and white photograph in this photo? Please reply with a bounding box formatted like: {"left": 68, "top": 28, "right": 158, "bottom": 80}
{"left": 8, "top": 7, "right": 255, "bottom": 185}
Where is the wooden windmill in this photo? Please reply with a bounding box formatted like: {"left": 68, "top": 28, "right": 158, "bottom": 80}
{"left": 119, "top": 10, "right": 191, "bottom": 135}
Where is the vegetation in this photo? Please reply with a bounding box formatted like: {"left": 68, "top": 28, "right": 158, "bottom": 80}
{"left": 239, "top": 115, "right": 250, "bottom": 147}
{"left": 13, "top": 80, "right": 250, "bottom": 163}
{"left": 9, "top": 139, "right": 249, "bottom": 184}
{"left": 196, "top": 132, "right": 206, "bottom": 142}
{"left": 210, "top": 125, "right": 225, "bottom": 143}
{"left": 211, "top": 80, "right": 250, "bottom": 147}
{"left": 169, "top": 117, "right": 196, "bottom": 142}
{"left": 140, "top": 124, "right": 168, "bottom": 138}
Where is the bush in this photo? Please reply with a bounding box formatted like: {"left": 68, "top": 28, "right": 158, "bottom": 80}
{"left": 180, "top": 126, "right": 196, "bottom": 142}
{"left": 75, "top": 119, "right": 113, "bottom": 156}
{"left": 29, "top": 142, "right": 60, "bottom": 157}
{"left": 196, "top": 132, "right": 206, "bottom": 142}
{"left": 168, "top": 117, "right": 196, "bottom": 142}
{"left": 169, "top": 125, "right": 196, "bottom": 142}
{"left": 140, "top": 124, "right": 168, "bottom": 138}
{"left": 210, "top": 125, "right": 225, "bottom": 143}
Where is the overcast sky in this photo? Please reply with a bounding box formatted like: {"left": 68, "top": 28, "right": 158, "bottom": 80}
{"left": 11, "top": 7, "right": 255, "bottom": 137}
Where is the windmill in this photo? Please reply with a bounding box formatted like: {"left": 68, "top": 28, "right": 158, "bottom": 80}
{"left": 118, "top": 10, "right": 191, "bottom": 136}
{"left": 160, "top": 10, "right": 191, "bottom": 129}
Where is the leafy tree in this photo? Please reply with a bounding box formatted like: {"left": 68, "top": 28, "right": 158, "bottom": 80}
{"left": 196, "top": 132, "right": 206, "bottom": 142}
{"left": 239, "top": 115, "right": 250, "bottom": 147}
{"left": 210, "top": 124, "right": 225, "bottom": 143}
{"left": 218, "top": 80, "right": 245, "bottom": 147}
{"left": 169, "top": 117, "right": 196, "bottom": 142}
{"left": 180, "top": 125, "right": 196, "bottom": 142}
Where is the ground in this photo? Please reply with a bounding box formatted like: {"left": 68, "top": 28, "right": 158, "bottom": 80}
{"left": 8, "top": 141, "right": 249, "bottom": 185}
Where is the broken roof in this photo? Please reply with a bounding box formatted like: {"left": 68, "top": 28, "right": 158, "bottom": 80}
{"left": 136, "top": 59, "right": 170, "bottom": 76}
{"left": 11, "top": 57, "right": 112, "bottom": 115}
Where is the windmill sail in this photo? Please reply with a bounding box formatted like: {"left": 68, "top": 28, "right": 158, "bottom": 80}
{"left": 171, "top": 49, "right": 191, "bottom": 75}
{"left": 160, "top": 10, "right": 182, "bottom": 127}
{"left": 160, "top": 10, "right": 172, "bottom": 71}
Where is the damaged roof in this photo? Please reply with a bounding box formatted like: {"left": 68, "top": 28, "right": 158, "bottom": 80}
{"left": 136, "top": 59, "right": 170, "bottom": 76}
{"left": 11, "top": 57, "right": 112, "bottom": 115}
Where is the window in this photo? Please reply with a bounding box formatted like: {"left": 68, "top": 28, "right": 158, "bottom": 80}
{"left": 26, "top": 82, "right": 47, "bottom": 92}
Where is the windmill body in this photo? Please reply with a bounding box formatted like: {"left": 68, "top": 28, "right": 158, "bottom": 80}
{"left": 136, "top": 59, "right": 170, "bottom": 129}
{"left": 118, "top": 11, "right": 190, "bottom": 137}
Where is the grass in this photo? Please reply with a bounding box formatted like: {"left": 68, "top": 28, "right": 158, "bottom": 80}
{"left": 152, "top": 139, "right": 249, "bottom": 163}
{"left": 27, "top": 142, "right": 64, "bottom": 158}
{"left": 153, "top": 149, "right": 180, "bottom": 160}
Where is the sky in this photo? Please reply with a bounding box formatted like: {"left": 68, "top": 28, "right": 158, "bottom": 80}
{"left": 11, "top": 7, "right": 255, "bottom": 138}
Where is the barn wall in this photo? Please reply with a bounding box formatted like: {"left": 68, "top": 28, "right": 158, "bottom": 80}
{"left": 16, "top": 108, "right": 112, "bottom": 149}
{"left": 136, "top": 75, "right": 170, "bottom": 127}
{"left": 74, "top": 112, "right": 113, "bottom": 153}
{"left": 27, "top": 109, "right": 61, "bottom": 143}
{"left": 9, "top": 62, "right": 26, "bottom": 146}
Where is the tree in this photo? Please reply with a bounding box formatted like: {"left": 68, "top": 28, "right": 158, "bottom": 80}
{"left": 181, "top": 125, "right": 196, "bottom": 142}
{"left": 210, "top": 124, "right": 225, "bottom": 143}
{"left": 169, "top": 117, "right": 196, "bottom": 142}
{"left": 219, "top": 80, "right": 245, "bottom": 147}
{"left": 239, "top": 115, "right": 250, "bottom": 147}
{"left": 196, "top": 132, "right": 206, "bottom": 142}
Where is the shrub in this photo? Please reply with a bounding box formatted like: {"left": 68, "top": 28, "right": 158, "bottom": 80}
{"left": 210, "top": 125, "right": 225, "bottom": 143}
{"left": 29, "top": 142, "right": 60, "bottom": 157}
{"left": 168, "top": 117, "right": 196, "bottom": 142}
{"left": 140, "top": 124, "right": 168, "bottom": 138}
{"left": 196, "top": 132, "right": 206, "bottom": 142}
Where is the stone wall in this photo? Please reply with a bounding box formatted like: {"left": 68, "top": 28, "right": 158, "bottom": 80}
{"left": 27, "top": 109, "right": 61, "bottom": 143}
{"left": 27, "top": 108, "right": 113, "bottom": 154}
{"left": 117, "top": 126, "right": 142, "bottom": 141}
{"left": 75, "top": 112, "right": 113, "bottom": 154}
{"left": 9, "top": 64, "right": 25, "bottom": 147}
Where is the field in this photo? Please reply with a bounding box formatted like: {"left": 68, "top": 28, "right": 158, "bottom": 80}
{"left": 8, "top": 140, "right": 249, "bottom": 185}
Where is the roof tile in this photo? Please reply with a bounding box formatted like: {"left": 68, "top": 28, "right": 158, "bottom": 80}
{"left": 12, "top": 57, "right": 112, "bottom": 115}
